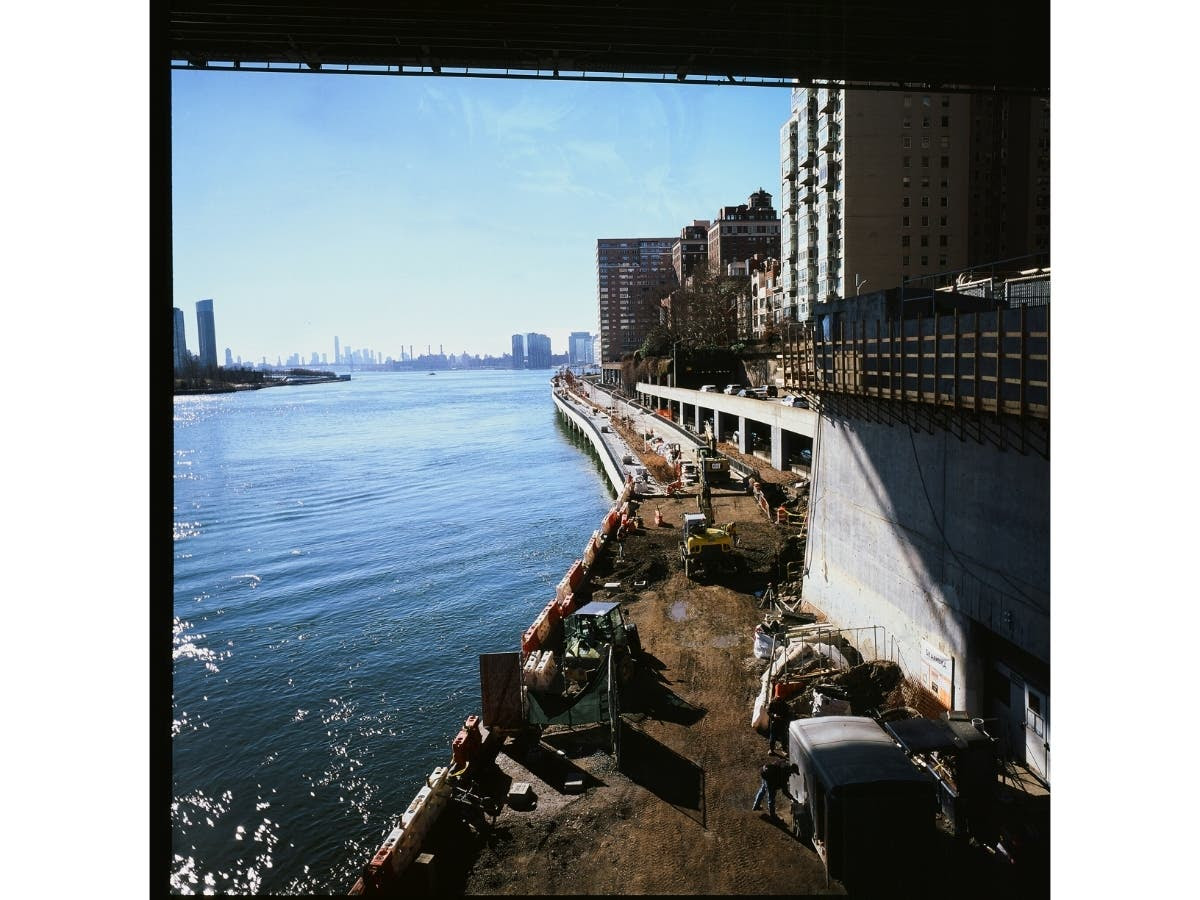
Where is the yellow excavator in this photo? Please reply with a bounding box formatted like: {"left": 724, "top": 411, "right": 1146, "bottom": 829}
{"left": 679, "top": 512, "right": 736, "bottom": 579}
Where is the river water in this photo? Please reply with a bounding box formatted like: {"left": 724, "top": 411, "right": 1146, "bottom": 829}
{"left": 171, "top": 369, "right": 613, "bottom": 894}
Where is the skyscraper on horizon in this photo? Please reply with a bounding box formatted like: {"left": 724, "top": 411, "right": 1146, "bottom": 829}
{"left": 568, "top": 331, "right": 594, "bottom": 366}
{"left": 173, "top": 307, "right": 188, "bottom": 371}
{"left": 334, "top": 335, "right": 340, "bottom": 365}
{"left": 195, "top": 298, "right": 218, "bottom": 369}
{"left": 525, "top": 333, "right": 552, "bottom": 369}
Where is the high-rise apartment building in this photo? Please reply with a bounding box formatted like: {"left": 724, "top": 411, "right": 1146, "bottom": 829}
{"left": 334, "top": 335, "right": 340, "bottom": 365}
{"left": 596, "top": 238, "right": 677, "bottom": 363}
{"left": 708, "top": 190, "right": 780, "bottom": 274}
{"left": 568, "top": 331, "right": 594, "bottom": 366}
{"left": 511, "top": 334, "right": 525, "bottom": 368}
{"left": 779, "top": 85, "right": 1050, "bottom": 324}
{"left": 671, "top": 221, "right": 710, "bottom": 284}
{"left": 966, "top": 94, "right": 1051, "bottom": 263}
{"left": 195, "top": 298, "right": 218, "bottom": 369}
{"left": 173, "top": 307, "right": 188, "bottom": 371}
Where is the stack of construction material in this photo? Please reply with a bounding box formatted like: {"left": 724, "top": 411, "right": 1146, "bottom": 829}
{"left": 522, "top": 650, "right": 558, "bottom": 691}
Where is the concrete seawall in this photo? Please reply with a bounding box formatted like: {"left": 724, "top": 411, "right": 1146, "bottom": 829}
{"left": 551, "top": 388, "right": 627, "bottom": 494}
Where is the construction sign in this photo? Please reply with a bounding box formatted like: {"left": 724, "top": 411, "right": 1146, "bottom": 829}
{"left": 921, "top": 640, "right": 954, "bottom": 709}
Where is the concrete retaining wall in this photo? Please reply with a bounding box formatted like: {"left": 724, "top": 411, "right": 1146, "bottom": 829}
{"left": 552, "top": 389, "right": 626, "bottom": 494}
{"left": 802, "top": 411, "right": 1049, "bottom": 713}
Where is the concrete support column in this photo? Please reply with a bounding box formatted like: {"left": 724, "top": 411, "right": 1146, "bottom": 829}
{"left": 771, "top": 425, "right": 791, "bottom": 471}
{"left": 737, "top": 416, "right": 748, "bottom": 455}
{"left": 695, "top": 405, "right": 702, "bottom": 433}
{"left": 713, "top": 411, "right": 724, "bottom": 442}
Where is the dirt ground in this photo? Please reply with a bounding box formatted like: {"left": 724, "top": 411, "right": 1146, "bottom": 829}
{"left": 385, "top": 416, "right": 1047, "bottom": 897}
{"left": 443, "top": 487, "right": 850, "bottom": 896}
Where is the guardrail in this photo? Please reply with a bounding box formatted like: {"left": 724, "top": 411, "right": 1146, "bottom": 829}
{"left": 778, "top": 305, "right": 1049, "bottom": 420}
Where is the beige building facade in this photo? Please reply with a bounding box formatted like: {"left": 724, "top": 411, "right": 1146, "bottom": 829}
{"left": 780, "top": 85, "right": 1049, "bottom": 324}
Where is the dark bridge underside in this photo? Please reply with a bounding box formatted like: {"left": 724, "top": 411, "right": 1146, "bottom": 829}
{"left": 165, "top": 1, "right": 1049, "bottom": 95}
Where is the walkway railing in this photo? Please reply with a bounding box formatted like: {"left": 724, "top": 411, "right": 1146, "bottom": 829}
{"left": 779, "top": 304, "right": 1049, "bottom": 421}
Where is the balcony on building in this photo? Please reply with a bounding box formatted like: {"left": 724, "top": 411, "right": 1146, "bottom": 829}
{"left": 817, "top": 161, "right": 840, "bottom": 188}
{"left": 818, "top": 123, "right": 840, "bottom": 151}
{"left": 819, "top": 88, "right": 840, "bottom": 113}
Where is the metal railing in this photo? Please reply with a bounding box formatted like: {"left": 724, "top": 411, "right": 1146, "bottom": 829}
{"left": 779, "top": 303, "right": 1049, "bottom": 421}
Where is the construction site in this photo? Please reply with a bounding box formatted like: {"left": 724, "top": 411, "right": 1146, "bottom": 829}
{"left": 351, "top": 376, "right": 1049, "bottom": 897}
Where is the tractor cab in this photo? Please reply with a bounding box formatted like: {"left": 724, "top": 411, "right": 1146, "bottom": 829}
{"left": 563, "top": 601, "right": 642, "bottom": 673}
{"left": 680, "top": 513, "right": 735, "bottom": 579}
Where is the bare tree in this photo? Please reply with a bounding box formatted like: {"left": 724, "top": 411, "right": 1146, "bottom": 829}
{"left": 668, "top": 266, "right": 746, "bottom": 351}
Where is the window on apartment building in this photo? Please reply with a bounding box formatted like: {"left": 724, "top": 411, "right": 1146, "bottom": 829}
{"left": 922, "top": 116, "right": 931, "bottom": 128}
{"left": 902, "top": 216, "right": 910, "bottom": 227}
{"left": 940, "top": 196, "right": 948, "bottom": 207}
{"left": 903, "top": 255, "right": 910, "bottom": 266}
{"left": 940, "top": 136, "right": 950, "bottom": 150}
{"left": 921, "top": 135, "right": 930, "bottom": 149}
{"left": 902, "top": 197, "right": 910, "bottom": 207}
{"left": 923, "top": 95, "right": 931, "bottom": 107}
{"left": 903, "top": 156, "right": 911, "bottom": 168}
{"left": 940, "top": 215, "right": 948, "bottom": 226}
{"left": 942, "top": 96, "right": 950, "bottom": 107}
{"left": 902, "top": 176, "right": 911, "bottom": 188}
{"left": 940, "top": 177, "right": 950, "bottom": 190}
{"left": 921, "top": 255, "right": 929, "bottom": 266}
{"left": 921, "top": 156, "right": 929, "bottom": 168}
{"left": 921, "top": 196, "right": 929, "bottom": 207}
{"left": 940, "top": 235, "right": 949, "bottom": 247}
{"left": 921, "top": 176, "right": 930, "bottom": 188}
{"left": 941, "top": 156, "right": 950, "bottom": 168}
{"left": 902, "top": 235, "right": 911, "bottom": 247}
{"left": 902, "top": 117, "right": 911, "bottom": 129}
{"left": 902, "top": 136, "right": 911, "bottom": 148}
{"left": 920, "top": 235, "right": 928, "bottom": 247}
{"left": 921, "top": 215, "right": 929, "bottom": 227}
{"left": 903, "top": 95, "right": 912, "bottom": 108}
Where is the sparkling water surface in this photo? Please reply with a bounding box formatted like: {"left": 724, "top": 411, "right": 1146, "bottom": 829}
{"left": 172, "top": 369, "right": 613, "bottom": 894}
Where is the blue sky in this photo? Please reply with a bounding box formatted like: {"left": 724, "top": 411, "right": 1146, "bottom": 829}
{"left": 172, "top": 71, "right": 792, "bottom": 363}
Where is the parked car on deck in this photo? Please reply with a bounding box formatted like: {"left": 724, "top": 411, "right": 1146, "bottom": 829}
{"left": 780, "top": 394, "right": 810, "bottom": 408}
{"left": 722, "top": 384, "right": 740, "bottom": 394}
{"left": 699, "top": 384, "right": 717, "bottom": 392}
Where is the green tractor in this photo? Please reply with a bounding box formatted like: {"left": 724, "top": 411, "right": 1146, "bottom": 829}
{"left": 562, "top": 600, "right": 642, "bottom": 686}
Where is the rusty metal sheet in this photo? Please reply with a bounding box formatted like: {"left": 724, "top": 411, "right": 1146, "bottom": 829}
{"left": 479, "top": 652, "right": 522, "bottom": 730}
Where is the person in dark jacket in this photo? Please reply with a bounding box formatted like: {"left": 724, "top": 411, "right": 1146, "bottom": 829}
{"left": 752, "top": 758, "right": 798, "bottom": 819}
{"left": 767, "top": 694, "right": 792, "bottom": 754}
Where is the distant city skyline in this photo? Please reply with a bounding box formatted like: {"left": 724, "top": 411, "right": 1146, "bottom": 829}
{"left": 171, "top": 71, "right": 785, "bottom": 363}
{"left": 175, "top": 296, "right": 588, "bottom": 369}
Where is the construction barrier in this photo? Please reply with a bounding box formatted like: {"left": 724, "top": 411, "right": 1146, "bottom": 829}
{"left": 354, "top": 766, "right": 451, "bottom": 893}
{"left": 451, "top": 715, "right": 482, "bottom": 767}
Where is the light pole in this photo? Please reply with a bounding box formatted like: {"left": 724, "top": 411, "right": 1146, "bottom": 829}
{"left": 671, "top": 338, "right": 683, "bottom": 388}
{"left": 855, "top": 273, "right": 869, "bottom": 296}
